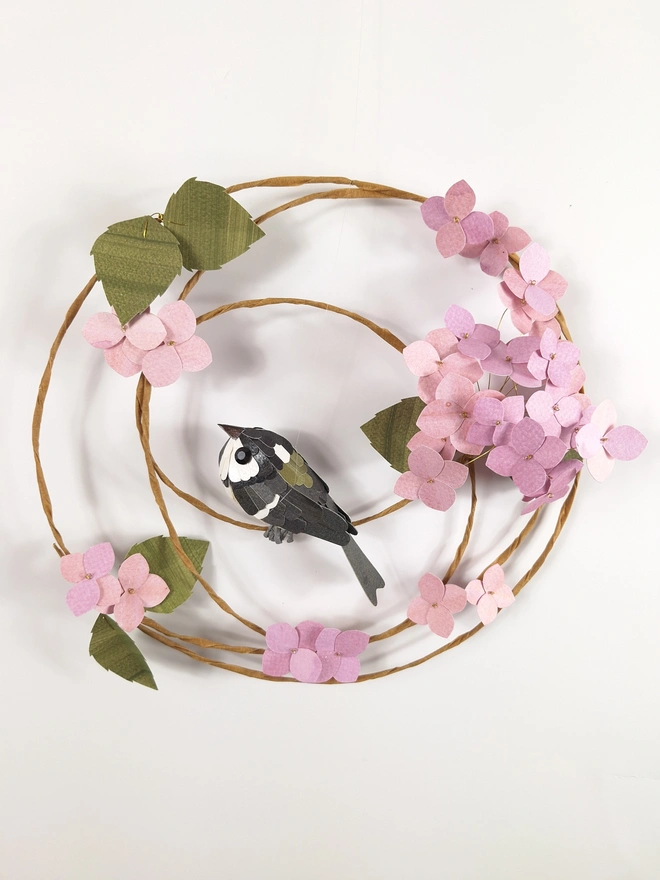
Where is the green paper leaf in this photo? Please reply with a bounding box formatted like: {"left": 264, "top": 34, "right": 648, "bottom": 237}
{"left": 361, "top": 397, "right": 426, "bottom": 473}
{"left": 125, "top": 536, "right": 209, "bottom": 614}
{"left": 89, "top": 614, "right": 157, "bottom": 690}
{"left": 91, "top": 216, "right": 183, "bottom": 324}
{"left": 563, "top": 448, "right": 583, "bottom": 461}
{"left": 163, "top": 177, "right": 265, "bottom": 271}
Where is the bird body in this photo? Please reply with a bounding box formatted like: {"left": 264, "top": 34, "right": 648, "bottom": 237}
{"left": 218, "top": 425, "right": 385, "bottom": 605}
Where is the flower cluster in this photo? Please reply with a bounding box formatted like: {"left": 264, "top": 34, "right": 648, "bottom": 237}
{"left": 262, "top": 620, "right": 369, "bottom": 683}
{"left": 408, "top": 564, "right": 514, "bottom": 633}
{"left": 397, "top": 181, "right": 647, "bottom": 516}
{"left": 82, "top": 300, "right": 211, "bottom": 387}
{"left": 60, "top": 543, "right": 169, "bottom": 632}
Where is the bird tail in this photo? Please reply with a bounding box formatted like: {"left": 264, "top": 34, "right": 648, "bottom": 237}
{"left": 342, "top": 536, "right": 385, "bottom": 606}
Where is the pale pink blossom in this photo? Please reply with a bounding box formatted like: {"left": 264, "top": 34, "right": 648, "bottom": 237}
{"left": 403, "top": 327, "right": 483, "bottom": 403}
{"left": 421, "top": 181, "right": 494, "bottom": 258}
{"left": 575, "top": 400, "right": 647, "bottom": 482}
{"left": 466, "top": 564, "right": 514, "bottom": 625}
{"left": 502, "top": 243, "right": 567, "bottom": 317}
{"left": 460, "top": 211, "right": 531, "bottom": 276}
{"left": 394, "top": 447, "right": 469, "bottom": 512}
{"left": 407, "top": 574, "right": 467, "bottom": 638}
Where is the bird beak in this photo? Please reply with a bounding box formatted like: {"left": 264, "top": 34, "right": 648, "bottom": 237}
{"left": 218, "top": 424, "right": 243, "bottom": 438}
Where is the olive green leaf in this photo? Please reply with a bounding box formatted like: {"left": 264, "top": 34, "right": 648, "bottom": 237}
{"left": 91, "top": 216, "right": 183, "bottom": 324}
{"left": 563, "top": 448, "right": 583, "bottom": 461}
{"left": 89, "top": 614, "right": 157, "bottom": 690}
{"left": 361, "top": 397, "right": 426, "bottom": 473}
{"left": 163, "top": 177, "right": 265, "bottom": 271}
{"left": 125, "top": 536, "right": 209, "bottom": 614}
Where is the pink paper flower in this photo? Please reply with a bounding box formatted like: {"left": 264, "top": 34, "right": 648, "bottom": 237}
{"left": 460, "top": 211, "right": 531, "bottom": 276}
{"left": 527, "top": 329, "right": 580, "bottom": 388}
{"left": 101, "top": 553, "right": 170, "bottom": 632}
{"left": 444, "top": 305, "right": 500, "bottom": 360}
{"left": 467, "top": 395, "right": 525, "bottom": 448}
{"left": 526, "top": 388, "right": 582, "bottom": 438}
{"left": 521, "top": 459, "right": 583, "bottom": 514}
{"left": 466, "top": 564, "right": 514, "bottom": 625}
{"left": 394, "top": 446, "right": 468, "bottom": 512}
{"left": 82, "top": 302, "right": 212, "bottom": 386}
{"left": 262, "top": 621, "right": 369, "bottom": 683}
{"left": 486, "top": 417, "right": 567, "bottom": 496}
{"left": 502, "top": 243, "right": 567, "bottom": 317}
{"left": 407, "top": 573, "right": 467, "bottom": 638}
{"left": 60, "top": 542, "right": 121, "bottom": 616}
{"left": 417, "top": 373, "right": 504, "bottom": 455}
{"left": 407, "top": 430, "right": 456, "bottom": 461}
{"left": 421, "top": 181, "right": 494, "bottom": 258}
{"left": 480, "top": 336, "right": 542, "bottom": 388}
{"left": 575, "top": 400, "right": 647, "bottom": 482}
{"left": 498, "top": 280, "right": 561, "bottom": 338}
{"left": 403, "top": 327, "right": 483, "bottom": 403}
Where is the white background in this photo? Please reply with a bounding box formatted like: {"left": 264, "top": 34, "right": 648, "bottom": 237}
{"left": 2, "top": 1, "right": 659, "bottom": 877}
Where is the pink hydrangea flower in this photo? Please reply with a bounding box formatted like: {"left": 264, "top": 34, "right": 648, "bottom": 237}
{"left": 444, "top": 305, "right": 500, "bottom": 360}
{"left": 394, "top": 446, "right": 469, "bottom": 512}
{"left": 486, "top": 417, "right": 567, "bottom": 496}
{"left": 421, "top": 181, "right": 494, "bottom": 258}
{"left": 521, "top": 459, "right": 583, "bottom": 514}
{"left": 527, "top": 329, "right": 580, "bottom": 388}
{"left": 99, "top": 553, "right": 170, "bottom": 632}
{"left": 575, "top": 400, "right": 647, "bottom": 482}
{"left": 60, "top": 542, "right": 121, "bottom": 616}
{"left": 403, "top": 327, "right": 483, "bottom": 403}
{"left": 460, "top": 211, "right": 531, "bottom": 276}
{"left": 82, "top": 302, "right": 212, "bottom": 386}
{"left": 498, "top": 280, "right": 561, "bottom": 338}
{"left": 467, "top": 395, "right": 525, "bottom": 448}
{"left": 466, "top": 564, "right": 514, "bottom": 625}
{"left": 407, "top": 573, "right": 467, "bottom": 638}
{"left": 480, "top": 336, "right": 542, "bottom": 388}
{"left": 417, "top": 373, "right": 504, "bottom": 454}
{"left": 502, "top": 243, "right": 567, "bottom": 317}
{"left": 262, "top": 621, "right": 369, "bottom": 683}
{"left": 526, "top": 388, "right": 582, "bottom": 438}
{"left": 407, "top": 430, "right": 456, "bottom": 461}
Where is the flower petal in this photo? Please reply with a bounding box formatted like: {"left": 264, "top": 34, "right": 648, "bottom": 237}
{"left": 555, "top": 396, "right": 582, "bottom": 427}
{"left": 157, "top": 301, "right": 197, "bottom": 343}
{"left": 141, "top": 345, "right": 183, "bottom": 387}
{"left": 575, "top": 423, "right": 602, "bottom": 460}
{"left": 335, "top": 630, "right": 369, "bottom": 657}
{"left": 416, "top": 403, "right": 463, "bottom": 440}
{"left": 587, "top": 448, "right": 616, "bottom": 482}
{"left": 486, "top": 445, "right": 520, "bottom": 477}
{"left": 96, "top": 575, "right": 123, "bottom": 609}
{"left": 103, "top": 342, "right": 142, "bottom": 377}
{"left": 83, "top": 542, "right": 115, "bottom": 579}
{"left": 425, "top": 328, "right": 459, "bottom": 358}
{"left": 512, "top": 458, "right": 548, "bottom": 495}
{"left": 526, "top": 392, "right": 554, "bottom": 424}
{"left": 296, "top": 620, "right": 325, "bottom": 650}
{"left": 408, "top": 446, "right": 445, "bottom": 480}
{"left": 527, "top": 350, "right": 548, "bottom": 381}
{"left": 66, "top": 580, "right": 100, "bottom": 616}
{"left": 525, "top": 284, "right": 557, "bottom": 316}
{"left": 60, "top": 553, "right": 86, "bottom": 584}
{"left": 435, "top": 372, "right": 477, "bottom": 406}
{"left": 511, "top": 418, "right": 545, "bottom": 455}
{"left": 417, "top": 373, "right": 442, "bottom": 403}
{"left": 118, "top": 553, "right": 150, "bottom": 592}
{"left": 289, "top": 648, "right": 322, "bottom": 683}
{"left": 476, "top": 592, "right": 499, "bottom": 625}
{"left": 444, "top": 180, "right": 476, "bottom": 219}
{"left": 137, "top": 573, "right": 169, "bottom": 607}
{"left": 421, "top": 196, "right": 449, "bottom": 230}
{"left": 482, "top": 564, "right": 504, "bottom": 592}
{"left": 315, "top": 627, "right": 340, "bottom": 655}
{"left": 114, "top": 592, "right": 146, "bottom": 632}
{"left": 479, "top": 241, "right": 509, "bottom": 276}
{"left": 462, "top": 211, "right": 494, "bottom": 246}
{"left": 502, "top": 269, "right": 528, "bottom": 300}
{"left": 605, "top": 426, "right": 647, "bottom": 461}
{"left": 540, "top": 269, "right": 567, "bottom": 299}
{"left": 539, "top": 328, "right": 559, "bottom": 359}
{"left": 403, "top": 340, "right": 441, "bottom": 377}
{"left": 265, "top": 622, "right": 299, "bottom": 653}
{"left": 435, "top": 221, "right": 467, "bottom": 258}
{"left": 519, "top": 243, "right": 550, "bottom": 284}
{"left": 407, "top": 431, "right": 450, "bottom": 454}
{"left": 125, "top": 312, "right": 167, "bottom": 350}
{"left": 465, "top": 579, "right": 484, "bottom": 606}
{"left": 418, "top": 480, "right": 456, "bottom": 511}
{"left": 473, "top": 396, "right": 504, "bottom": 426}
{"left": 444, "top": 304, "right": 475, "bottom": 339}
{"left": 490, "top": 211, "right": 509, "bottom": 239}
{"left": 501, "top": 226, "right": 531, "bottom": 254}
{"left": 262, "top": 649, "right": 292, "bottom": 677}
{"left": 176, "top": 336, "right": 212, "bottom": 373}
{"left": 591, "top": 399, "right": 617, "bottom": 436}
{"left": 418, "top": 573, "right": 445, "bottom": 605}
{"left": 317, "top": 653, "right": 342, "bottom": 683}
{"left": 334, "top": 656, "right": 361, "bottom": 683}
{"left": 493, "top": 584, "right": 515, "bottom": 609}
{"left": 82, "top": 312, "right": 124, "bottom": 349}
{"left": 408, "top": 596, "right": 431, "bottom": 625}
{"left": 427, "top": 604, "right": 455, "bottom": 638}
{"left": 439, "top": 460, "right": 469, "bottom": 489}
{"left": 442, "top": 583, "right": 467, "bottom": 613}
{"left": 458, "top": 338, "right": 492, "bottom": 360}
{"left": 393, "top": 471, "right": 423, "bottom": 500}
{"left": 122, "top": 339, "right": 147, "bottom": 365}
{"left": 467, "top": 423, "right": 495, "bottom": 446}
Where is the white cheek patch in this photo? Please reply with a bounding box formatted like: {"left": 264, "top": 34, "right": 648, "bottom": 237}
{"left": 273, "top": 443, "right": 291, "bottom": 463}
{"left": 254, "top": 494, "right": 280, "bottom": 519}
{"left": 219, "top": 439, "right": 237, "bottom": 481}
{"left": 228, "top": 451, "right": 259, "bottom": 484}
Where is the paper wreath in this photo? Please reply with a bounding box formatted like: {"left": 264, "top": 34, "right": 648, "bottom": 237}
{"left": 33, "top": 175, "right": 647, "bottom": 688}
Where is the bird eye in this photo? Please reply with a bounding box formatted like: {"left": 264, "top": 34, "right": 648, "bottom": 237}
{"left": 234, "top": 447, "right": 252, "bottom": 464}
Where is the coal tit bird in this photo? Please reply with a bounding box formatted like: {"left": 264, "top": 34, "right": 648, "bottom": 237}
{"left": 218, "top": 425, "right": 385, "bottom": 605}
